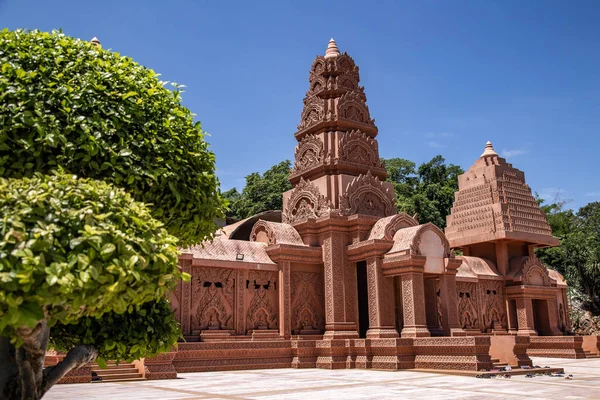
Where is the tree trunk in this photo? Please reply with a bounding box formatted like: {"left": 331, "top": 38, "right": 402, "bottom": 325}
{"left": 0, "top": 321, "right": 97, "bottom": 400}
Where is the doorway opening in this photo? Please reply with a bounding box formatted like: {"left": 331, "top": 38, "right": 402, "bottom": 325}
{"left": 532, "top": 299, "right": 551, "bottom": 335}
{"left": 356, "top": 261, "right": 369, "bottom": 338}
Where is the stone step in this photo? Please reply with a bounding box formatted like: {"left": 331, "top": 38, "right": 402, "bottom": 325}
{"left": 93, "top": 372, "right": 144, "bottom": 381}
{"left": 90, "top": 363, "right": 136, "bottom": 370}
{"left": 92, "top": 376, "right": 146, "bottom": 383}
{"left": 490, "top": 358, "right": 500, "bottom": 363}
{"left": 91, "top": 368, "right": 138, "bottom": 375}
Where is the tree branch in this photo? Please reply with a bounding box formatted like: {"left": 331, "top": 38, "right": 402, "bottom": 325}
{"left": 42, "top": 345, "right": 97, "bottom": 396}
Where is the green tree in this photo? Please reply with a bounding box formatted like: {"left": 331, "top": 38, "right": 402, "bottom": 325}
{"left": 227, "top": 160, "right": 292, "bottom": 219}
{"left": 383, "top": 155, "right": 463, "bottom": 228}
{"left": 0, "top": 30, "right": 225, "bottom": 399}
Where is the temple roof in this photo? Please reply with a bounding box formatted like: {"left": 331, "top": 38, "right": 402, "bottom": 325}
{"left": 445, "top": 141, "right": 558, "bottom": 248}
{"left": 181, "top": 237, "right": 275, "bottom": 265}
{"left": 457, "top": 256, "right": 501, "bottom": 280}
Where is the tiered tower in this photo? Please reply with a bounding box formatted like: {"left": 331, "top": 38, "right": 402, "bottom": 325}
{"left": 445, "top": 141, "right": 558, "bottom": 275}
{"left": 283, "top": 39, "right": 396, "bottom": 223}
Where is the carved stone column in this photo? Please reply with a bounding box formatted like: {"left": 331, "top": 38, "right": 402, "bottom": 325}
{"left": 366, "top": 256, "right": 398, "bottom": 338}
{"left": 322, "top": 232, "right": 358, "bottom": 338}
{"left": 180, "top": 257, "right": 192, "bottom": 337}
{"left": 439, "top": 259, "right": 466, "bottom": 336}
{"left": 516, "top": 298, "right": 537, "bottom": 336}
{"left": 279, "top": 261, "right": 292, "bottom": 339}
{"left": 399, "top": 269, "right": 430, "bottom": 338}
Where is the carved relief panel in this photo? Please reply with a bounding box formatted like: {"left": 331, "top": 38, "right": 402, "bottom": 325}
{"left": 338, "top": 171, "right": 396, "bottom": 217}
{"left": 293, "top": 134, "right": 324, "bottom": 173}
{"left": 283, "top": 178, "right": 331, "bottom": 223}
{"left": 246, "top": 270, "right": 279, "bottom": 332}
{"left": 290, "top": 271, "right": 325, "bottom": 333}
{"left": 190, "top": 267, "right": 235, "bottom": 332}
{"left": 456, "top": 282, "right": 479, "bottom": 330}
{"left": 339, "top": 130, "right": 379, "bottom": 167}
{"left": 480, "top": 280, "right": 506, "bottom": 331}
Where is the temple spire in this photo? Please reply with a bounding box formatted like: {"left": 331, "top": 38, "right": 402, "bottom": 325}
{"left": 324, "top": 38, "right": 340, "bottom": 58}
{"left": 480, "top": 141, "right": 498, "bottom": 157}
{"left": 90, "top": 37, "right": 101, "bottom": 47}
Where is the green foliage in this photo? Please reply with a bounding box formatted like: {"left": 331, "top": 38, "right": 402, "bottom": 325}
{"left": 50, "top": 299, "right": 180, "bottom": 366}
{"left": 0, "top": 173, "right": 181, "bottom": 339}
{"left": 383, "top": 155, "right": 463, "bottom": 228}
{"left": 0, "top": 29, "right": 225, "bottom": 246}
{"left": 226, "top": 160, "right": 292, "bottom": 219}
{"left": 536, "top": 200, "right": 600, "bottom": 307}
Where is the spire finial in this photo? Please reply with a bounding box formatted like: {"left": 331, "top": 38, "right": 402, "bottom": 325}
{"left": 480, "top": 141, "right": 498, "bottom": 157}
{"left": 324, "top": 38, "right": 340, "bottom": 59}
{"left": 90, "top": 37, "right": 101, "bottom": 47}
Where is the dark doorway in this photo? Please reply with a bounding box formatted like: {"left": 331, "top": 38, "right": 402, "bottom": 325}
{"left": 532, "top": 299, "right": 551, "bottom": 336}
{"left": 508, "top": 299, "right": 518, "bottom": 332}
{"left": 356, "top": 261, "right": 369, "bottom": 338}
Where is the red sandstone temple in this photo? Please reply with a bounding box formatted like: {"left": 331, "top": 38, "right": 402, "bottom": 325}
{"left": 138, "top": 39, "right": 599, "bottom": 379}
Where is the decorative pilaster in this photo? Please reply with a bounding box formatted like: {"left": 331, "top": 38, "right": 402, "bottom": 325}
{"left": 323, "top": 232, "right": 358, "bottom": 338}
{"left": 516, "top": 298, "right": 537, "bottom": 336}
{"left": 399, "top": 269, "right": 430, "bottom": 338}
{"left": 366, "top": 256, "right": 398, "bottom": 338}
{"left": 439, "top": 259, "right": 466, "bottom": 336}
{"left": 180, "top": 258, "right": 192, "bottom": 336}
{"left": 236, "top": 269, "right": 246, "bottom": 335}
{"left": 279, "top": 261, "right": 292, "bottom": 338}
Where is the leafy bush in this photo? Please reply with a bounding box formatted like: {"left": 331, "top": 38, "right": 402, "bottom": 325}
{"left": 50, "top": 299, "right": 180, "bottom": 367}
{"left": 0, "top": 173, "right": 180, "bottom": 338}
{"left": 0, "top": 29, "right": 225, "bottom": 246}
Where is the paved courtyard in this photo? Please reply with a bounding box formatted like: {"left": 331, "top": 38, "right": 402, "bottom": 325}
{"left": 45, "top": 357, "right": 600, "bottom": 400}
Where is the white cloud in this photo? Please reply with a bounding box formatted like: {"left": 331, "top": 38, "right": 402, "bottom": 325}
{"left": 425, "top": 132, "right": 455, "bottom": 138}
{"left": 501, "top": 148, "right": 528, "bottom": 159}
{"left": 427, "top": 141, "right": 447, "bottom": 149}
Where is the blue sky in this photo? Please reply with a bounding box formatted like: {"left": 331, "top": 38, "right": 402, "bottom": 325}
{"left": 2, "top": 0, "right": 599, "bottom": 210}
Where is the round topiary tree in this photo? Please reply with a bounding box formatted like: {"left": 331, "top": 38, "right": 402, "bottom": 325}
{"left": 0, "top": 29, "right": 226, "bottom": 399}
{"left": 0, "top": 28, "right": 225, "bottom": 246}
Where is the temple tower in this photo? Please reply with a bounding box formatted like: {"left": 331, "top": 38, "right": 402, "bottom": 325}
{"left": 283, "top": 39, "right": 396, "bottom": 222}
{"left": 446, "top": 142, "right": 563, "bottom": 336}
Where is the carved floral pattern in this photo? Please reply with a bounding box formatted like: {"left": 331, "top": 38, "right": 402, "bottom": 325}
{"left": 283, "top": 178, "right": 332, "bottom": 223}
{"left": 339, "top": 130, "right": 379, "bottom": 167}
{"left": 191, "top": 267, "right": 235, "bottom": 331}
{"left": 293, "top": 134, "right": 324, "bottom": 172}
{"left": 338, "top": 171, "right": 396, "bottom": 217}
{"left": 456, "top": 282, "right": 479, "bottom": 329}
{"left": 480, "top": 280, "right": 506, "bottom": 331}
{"left": 290, "top": 271, "right": 324, "bottom": 333}
{"left": 246, "top": 270, "right": 278, "bottom": 331}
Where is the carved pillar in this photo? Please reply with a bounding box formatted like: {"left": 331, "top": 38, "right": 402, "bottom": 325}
{"left": 180, "top": 258, "right": 192, "bottom": 337}
{"left": 516, "top": 298, "right": 537, "bottom": 336}
{"left": 279, "top": 262, "right": 292, "bottom": 338}
{"left": 424, "top": 278, "right": 442, "bottom": 336}
{"left": 562, "top": 289, "right": 573, "bottom": 334}
{"left": 322, "top": 232, "right": 358, "bottom": 338}
{"left": 506, "top": 298, "right": 518, "bottom": 334}
{"left": 236, "top": 269, "right": 246, "bottom": 335}
{"left": 439, "top": 259, "right": 466, "bottom": 336}
{"left": 399, "top": 269, "right": 430, "bottom": 338}
{"left": 366, "top": 256, "right": 398, "bottom": 338}
{"left": 546, "top": 299, "right": 563, "bottom": 336}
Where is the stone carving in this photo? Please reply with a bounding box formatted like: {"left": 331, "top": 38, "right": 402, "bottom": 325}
{"left": 521, "top": 256, "right": 552, "bottom": 286}
{"left": 481, "top": 280, "right": 506, "bottom": 331}
{"left": 290, "top": 271, "right": 324, "bottom": 333}
{"left": 191, "top": 267, "right": 235, "bottom": 332}
{"left": 338, "top": 171, "right": 396, "bottom": 217}
{"left": 246, "top": 270, "right": 278, "bottom": 331}
{"left": 293, "top": 134, "right": 324, "bottom": 172}
{"left": 338, "top": 92, "right": 373, "bottom": 126}
{"left": 283, "top": 178, "right": 331, "bottom": 223}
{"left": 339, "top": 130, "right": 379, "bottom": 166}
{"left": 457, "top": 282, "right": 479, "bottom": 330}
{"left": 298, "top": 97, "right": 325, "bottom": 130}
